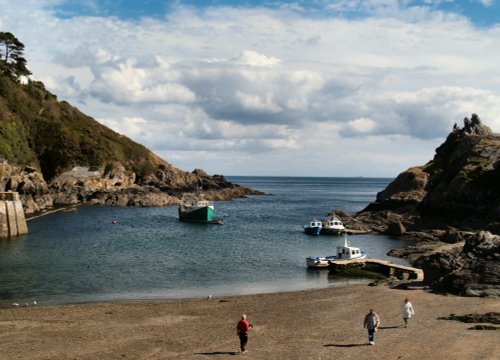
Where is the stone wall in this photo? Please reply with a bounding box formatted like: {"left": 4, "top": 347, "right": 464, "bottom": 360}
{"left": 0, "top": 192, "right": 28, "bottom": 238}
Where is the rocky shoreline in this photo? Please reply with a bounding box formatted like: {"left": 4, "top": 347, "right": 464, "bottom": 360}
{"left": 1, "top": 161, "right": 263, "bottom": 217}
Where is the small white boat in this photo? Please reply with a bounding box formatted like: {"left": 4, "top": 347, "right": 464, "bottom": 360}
{"left": 306, "top": 235, "right": 366, "bottom": 268}
{"left": 319, "top": 216, "right": 345, "bottom": 235}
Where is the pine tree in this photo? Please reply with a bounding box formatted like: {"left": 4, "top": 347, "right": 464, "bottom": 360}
{"left": 0, "top": 32, "right": 32, "bottom": 81}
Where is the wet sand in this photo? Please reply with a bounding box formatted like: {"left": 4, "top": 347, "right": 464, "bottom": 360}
{"left": 1, "top": 284, "right": 499, "bottom": 359}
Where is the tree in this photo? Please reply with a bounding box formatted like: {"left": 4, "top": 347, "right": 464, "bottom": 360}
{"left": 0, "top": 32, "right": 31, "bottom": 81}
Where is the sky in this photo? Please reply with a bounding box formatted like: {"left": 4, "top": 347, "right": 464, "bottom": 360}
{"left": 1, "top": 0, "right": 500, "bottom": 177}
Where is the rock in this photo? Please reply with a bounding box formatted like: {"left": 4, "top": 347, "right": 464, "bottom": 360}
{"left": 438, "top": 311, "right": 500, "bottom": 325}
{"left": 375, "top": 167, "right": 428, "bottom": 206}
{"left": 0, "top": 159, "right": 261, "bottom": 216}
{"left": 440, "top": 228, "right": 469, "bottom": 244}
{"left": 386, "top": 220, "right": 406, "bottom": 236}
{"left": 418, "top": 231, "right": 500, "bottom": 296}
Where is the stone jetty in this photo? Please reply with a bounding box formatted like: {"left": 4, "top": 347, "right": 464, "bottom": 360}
{"left": 0, "top": 192, "right": 28, "bottom": 238}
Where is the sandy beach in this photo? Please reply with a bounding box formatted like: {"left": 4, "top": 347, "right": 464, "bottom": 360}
{"left": 0, "top": 284, "right": 499, "bottom": 360}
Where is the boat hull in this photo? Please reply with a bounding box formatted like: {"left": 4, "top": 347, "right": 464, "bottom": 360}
{"left": 179, "top": 206, "right": 215, "bottom": 223}
{"left": 320, "top": 227, "right": 344, "bottom": 235}
{"left": 304, "top": 226, "right": 322, "bottom": 235}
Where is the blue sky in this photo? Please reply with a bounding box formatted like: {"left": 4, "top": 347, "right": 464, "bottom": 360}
{"left": 1, "top": 0, "right": 500, "bottom": 177}
{"left": 52, "top": 0, "right": 500, "bottom": 26}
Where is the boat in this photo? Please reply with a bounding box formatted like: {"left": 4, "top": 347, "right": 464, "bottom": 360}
{"left": 319, "top": 216, "right": 345, "bottom": 235}
{"left": 303, "top": 220, "right": 322, "bottom": 235}
{"left": 178, "top": 193, "right": 221, "bottom": 223}
{"left": 306, "top": 235, "right": 367, "bottom": 268}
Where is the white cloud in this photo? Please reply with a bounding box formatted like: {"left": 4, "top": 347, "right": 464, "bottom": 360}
{"left": 345, "top": 118, "right": 378, "bottom": 135}
{"left": 231, "top": 50, "right": 281, "bottom": 67}
{"left": 235, "top": 91, "right": 282, "bottom": 113}
{"left": 475, "top": 0, "right": 494, "bottom": 7}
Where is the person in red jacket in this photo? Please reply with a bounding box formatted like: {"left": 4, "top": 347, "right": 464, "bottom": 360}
{"left": 236, "top": 314, "right": 252, "bottom": 353}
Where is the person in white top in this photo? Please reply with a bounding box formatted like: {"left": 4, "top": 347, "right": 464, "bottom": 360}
{"left": 402, "top": 298, "right": 415, "bottom": 328}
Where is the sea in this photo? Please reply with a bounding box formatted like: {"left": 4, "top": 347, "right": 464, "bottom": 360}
{"left": 0, "top": 176, "right": 412, "bottom": 307}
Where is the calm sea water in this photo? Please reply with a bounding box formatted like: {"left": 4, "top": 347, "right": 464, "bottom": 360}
{"left": 0, "top": 176, "right": 410, "bottom": 307}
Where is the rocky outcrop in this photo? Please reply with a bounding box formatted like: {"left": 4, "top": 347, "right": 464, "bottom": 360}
{"left": 0, "top": 160, "right": 262, "bottom": 216}
{"left": 415, "top": 231, "right": 500, "bottom": 297}
{"left": 0, "top": 162, "right": 53, "bottom": 214}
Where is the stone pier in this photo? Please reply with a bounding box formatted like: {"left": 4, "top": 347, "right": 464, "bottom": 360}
{"left": 0, "top": 192, "right": 28, "bottom": 238}
{"left": 328, "top": 258, "right": 424, "bottom": 281}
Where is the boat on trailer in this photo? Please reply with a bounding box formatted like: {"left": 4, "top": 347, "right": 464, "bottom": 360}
{"left": 306, "top": 235, "right": 366, "bottom": 268}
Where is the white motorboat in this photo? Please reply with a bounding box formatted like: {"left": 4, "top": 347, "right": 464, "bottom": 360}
{"left": 319, "top": 216, "right": 345, "bottom": 235}
{"left": 306, "top": 235, "right": 367, "bottom": 268}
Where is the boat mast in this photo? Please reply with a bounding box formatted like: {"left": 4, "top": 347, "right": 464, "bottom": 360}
{"left": 343, "top": 233, "right": 349, "bottom": 247}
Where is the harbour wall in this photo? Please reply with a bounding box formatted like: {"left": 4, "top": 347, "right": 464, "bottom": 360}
{"left": 0, "top": 192, "right": 28, "bottom": 238}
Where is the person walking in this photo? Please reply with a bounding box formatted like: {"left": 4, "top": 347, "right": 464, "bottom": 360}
{"left": 236, "top": 314, "right": 252, "bottom": 353}
{"left": 363, "top": 308, "right": 380, "bottom": 345}
{"left": 402, "top": 298, "right": 415, "bottom": 328}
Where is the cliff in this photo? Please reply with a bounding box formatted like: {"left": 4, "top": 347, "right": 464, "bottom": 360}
{"left": 357, "top": 114, "right": 500, "bottom": 234}
{"left": 0, "top": 74, "right": 261, "bottom": 215}
{"left": 352, "top": 114, "right": 500, "bottom": 296}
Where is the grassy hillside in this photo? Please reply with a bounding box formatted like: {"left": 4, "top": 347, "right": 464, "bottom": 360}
{"left": 0, "top": 74, "right": 165, "bottom": 180}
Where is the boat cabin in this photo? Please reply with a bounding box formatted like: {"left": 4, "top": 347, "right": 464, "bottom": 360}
{"left": 180, "top": 193, "right": 214, "bottom": 209}
{"left": 335, "top": 236, "right": 363, "bottom": 260}
{"left": 337, "top": 246, "right": 363, "bottom": 259}
{"left": 195, "top": 200, "right": 212, "bottom": 207}
{"left": 309, "top": 220, "right": 322, "bottom": 228}
{"left": 321, "top": 217, "right": 344, "bottom": 228}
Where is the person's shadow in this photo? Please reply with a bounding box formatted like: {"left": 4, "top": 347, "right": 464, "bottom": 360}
{"left": 379, "top": 325, "right": 403, "bottom": 330}
{"left": 324, "top": 343, "right": 370, "bottom": 347}
{"left": 194, "top": 351, "right": 239, "bottom": 356}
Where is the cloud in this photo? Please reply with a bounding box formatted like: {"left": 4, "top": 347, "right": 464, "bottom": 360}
{"left": 1, "top": 1, "right": 500, "bottom": 176}
{"left": 231, "top": 50, "right": 281, "bottom": 67}
{"left": 88, "top": 57, "right": 196, "bottom": 105}
{"left": 475, "top": 0, "right": 494, "bottom": 7}
{"left": 344, "top": 117, "right": 378, "bottom": 135}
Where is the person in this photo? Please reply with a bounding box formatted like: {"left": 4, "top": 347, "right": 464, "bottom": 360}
{"left": 363, "top": 309, "right": 380, "bottom": 345}
{"left": 236, "top": 314, "right": 252, "bottom": 353}
{"left": 402, "top": 298, "right": 415, "bottom": 328}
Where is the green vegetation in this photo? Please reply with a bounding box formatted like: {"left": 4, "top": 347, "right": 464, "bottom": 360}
{"left": 0, "top": 32, "right": 31, "bottom": 81}
{"left": 0, "top": 72, "right": 163, "bottom": 180}
{"left": 0, "top": 31, "right": 166, "bottom": 180}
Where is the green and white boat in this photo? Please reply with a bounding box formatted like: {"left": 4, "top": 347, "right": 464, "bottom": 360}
{"left": 178, "top": 193, "right": 219, "bottom": 223}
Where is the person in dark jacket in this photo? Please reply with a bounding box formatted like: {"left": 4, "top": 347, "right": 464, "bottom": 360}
{"left": 363, "top": 308, "right": 380, "bottom": 345}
